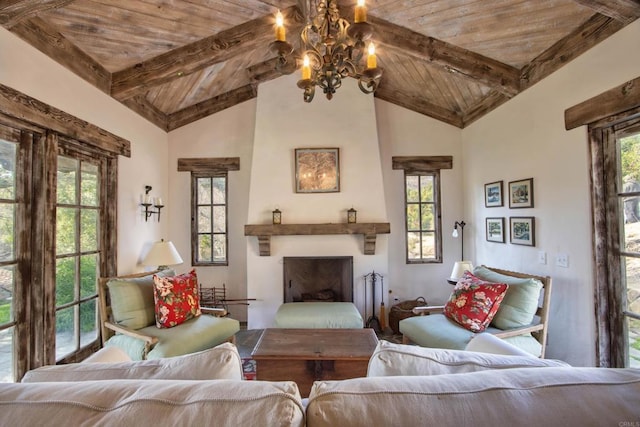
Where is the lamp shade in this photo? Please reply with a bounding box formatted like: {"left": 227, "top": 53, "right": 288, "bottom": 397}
{"left": 142, "top": 239, "right": 183, "bottom": 270}
{"left": 449, "top": 261, "right": 474, "bottom": 282}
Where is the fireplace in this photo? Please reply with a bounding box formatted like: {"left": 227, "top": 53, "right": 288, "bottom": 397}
{"left": 283, "top": 257, "right": 353, "bottom": 303}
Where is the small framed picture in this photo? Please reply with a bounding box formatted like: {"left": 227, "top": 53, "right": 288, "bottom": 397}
{"left": 484, "top": 181, "right": 503, "bottom": 207}
{"left": 508, "top": 178, "right": 534, "bottom": 208}
{"left": 486, "top": 217, "right": 505, "bottom": 243}
{"left": 510, "top": 216, "right": 535, "bottom": 246}
{"left": 295, "top": 148, "right": 340, "bottom": 193}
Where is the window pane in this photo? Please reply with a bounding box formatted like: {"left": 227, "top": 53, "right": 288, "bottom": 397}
{"left": 56, "top": 257, "right": 76, "bottom": 306}
{"left": 420, "top": 176, "right": 434, "bottom": 202}
{"left": 197, "top": 178, "right": 211, "bottom": 204}
{"left": 421, "top": 232, "right": 435, "bottom": 258}
{"left": 0, "top": 204, "right": 14, "bottom": 262}
{"left": 213, "top": 234, "right": 226, "bottom": 262}
{"left": 57, "top": 156, "right": 77, "bottom": 205}
{"left": 406, "top": 176, "right": 419, "bottom": 203}
{"left": 407, "top": 232, "right": 421, "bottom": 260}
{"left": 0, "top": 139, "right": 16, "bottom": 200}
{"left": 56, "top": 306, "right": 77, "bottom": 360}
{"left": 620, "top": 133, "right": 640, "bottom": 186}
{"left": 213, "top": 206, "right": 226, "bottom": 233}
{"left": 80, "top": 209, "right": 98, "bottom": 252}
{"left": 0, "top": 327, "right": 14, "bottom": 382}
{"left": 198, "top": 207, "right": 211, "bottom": 233}
{"left": 56, "top": 207, "right": 77, "bottom": 255}
{"left": 421, "top": 204, "right": 434, "bottom": 230}
{"left": 629, "top": 317, "right": 640, "bottom": 368}
{"left": 79, "top": 299, "right": 98, "bottom": 348}
{"left": 212, "top": 177, "right": 226, "bottom": 204}
{"left": 406, "top": 204, "right": 419, "bottom": 230}
{"left": 80, "top": 254, "right": 97, "bottom": 299}
{"left": 81, "top": 163, "right": 99, "bottom": 206}
{"left": 0, "top": 265, "right": 14, "bottom": 324}
{"left": 198, "top": 235, "right": 212, "bottom": 262}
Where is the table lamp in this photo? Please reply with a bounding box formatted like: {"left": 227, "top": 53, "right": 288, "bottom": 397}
{"left": 142, "top": 239, "right": 183, "bottom": 270}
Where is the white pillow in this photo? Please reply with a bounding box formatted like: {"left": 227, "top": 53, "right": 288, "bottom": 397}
{"left": 22, "top": 342, "right": 243, "bottom": 382}
{"left": 367, "top": 340, "right": 569, "bottom": 377}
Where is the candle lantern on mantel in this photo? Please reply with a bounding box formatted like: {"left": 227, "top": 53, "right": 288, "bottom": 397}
{"left": 272, "top": 208, "right": 282, "bottom": 225}
{"left": 347, "top": 207, "right": 357, "bottom": 224}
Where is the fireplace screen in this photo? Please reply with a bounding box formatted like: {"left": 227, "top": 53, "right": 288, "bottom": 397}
{"left": 283, "top": 257, "right": 353, "bottom": 303}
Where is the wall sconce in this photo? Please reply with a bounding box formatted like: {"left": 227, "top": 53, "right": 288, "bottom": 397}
{"left": 141, "top": 185, "right": 164, "bottom": 222}
{"left": 347, "top": 207, "right": 357, "bottom": 224}
{"left": 272, "top": 208, "right": 282, "bottom": 224}
{"left": 452, "top": 220, "right": 466, "bottom": 260}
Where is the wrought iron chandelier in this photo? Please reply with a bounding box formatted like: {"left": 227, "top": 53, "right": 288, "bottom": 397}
{"left": 270, "top": 0, "right": 382, "bottom": 103}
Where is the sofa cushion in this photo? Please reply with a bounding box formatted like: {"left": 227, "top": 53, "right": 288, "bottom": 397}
{"left": 2, "top": 379, "right": 304, "bottom": 427}
{"left": 367, "top": 340, "right": 568, "bottom": 377}
{"left": 22, "top": 342, "right": 243, "bottom": 382}
{"left": 473, "top": 265, "right": 543, "bottom": 329}
{"left": 107, "top": 269, "right": 174, "bottom": 330}
{"left": 153, "top": 269, "right": 201, "bottom": 328}
{"left": 307, "top": 368, "right": 640, "bottom": 427}
{"left": 444, "top": 271, "right": 508, "bottom": 332}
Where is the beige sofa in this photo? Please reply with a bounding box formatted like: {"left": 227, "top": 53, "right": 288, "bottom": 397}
{"left": 2, "top": 341, "right": 639, "bottom": 426}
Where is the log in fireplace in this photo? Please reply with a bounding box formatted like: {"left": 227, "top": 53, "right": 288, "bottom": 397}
{"left": 283, "top": 257, "right": 353, "bottom": 303}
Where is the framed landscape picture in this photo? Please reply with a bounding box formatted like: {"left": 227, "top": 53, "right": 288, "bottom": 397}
{"left": 484, "top": 181, "right": 503, "bottom": 207}
{"left": 508, "top": 178, "right": 534, "bottom": 208}
{"left": 295, "top": 148, "right": 340, "bottom": 193}
{"left": 510, "top": 216, "right": 535, "bottom": 246}
{"left": 486, "top": 217, "right": 505, "bottom": 243}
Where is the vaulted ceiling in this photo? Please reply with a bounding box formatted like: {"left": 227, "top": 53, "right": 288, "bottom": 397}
{"left": 1, "top": 1, "right": 638, "bottom": 131}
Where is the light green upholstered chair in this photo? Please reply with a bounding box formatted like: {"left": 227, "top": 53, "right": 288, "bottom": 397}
{"left": 98, "top": 270, "right": 239, "bottom": 360}
{"left": 400, "top": 266, "right": 552, "bottom": 358}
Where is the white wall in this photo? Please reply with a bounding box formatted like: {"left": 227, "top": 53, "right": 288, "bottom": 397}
{"left": 462, "top": 20, "right": 640, "bottom": 366}
{"left": 0, "top": 28, "right": 169, "bottom": 274}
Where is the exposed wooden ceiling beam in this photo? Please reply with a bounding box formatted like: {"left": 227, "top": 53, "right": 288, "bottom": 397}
{"left": 246, "top": 56, "right": 298, "bottom": 84}
{"left": 121, "top": 96, "right": 169, "bottom": 132}
{"left": 368, "top": 15, "right": 521, "bottom": 97}
{"left": 10, "top": 17, "right": 111, "bottom": 94}
{"left": 571, "top": 0, "right": 640, "bottom": 24}
{"left": 166, "top": 84, "right": 257, "bottom": 131}
{"left": 520, "top": 14, "right": 624, "bottom": 91}
{"left": 374, "top": 86, "right": 464, "bottom": 128}
{"left": 111, "top": 6, "right": 300, "bottom": 101}
{"left": 0, "top": 0, "right": 75, "bottom": 28}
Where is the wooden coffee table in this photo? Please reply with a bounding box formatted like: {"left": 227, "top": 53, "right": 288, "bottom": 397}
{"left": 251, "top": 328, "right": 378, "bottom": 397}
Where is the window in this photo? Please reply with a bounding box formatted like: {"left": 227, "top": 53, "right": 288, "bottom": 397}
{"left": 393, "top": 156, "right": 451, "bottom": 264}
{"left": 405, "top": 173, "right": 440, "bottom": 262}
{"left": 192, "top": 173, "right": 228, "bottom": 265}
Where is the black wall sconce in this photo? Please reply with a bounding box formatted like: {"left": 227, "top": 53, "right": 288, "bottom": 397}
{"left": 452, "top": 220, "right": 466, "bottom": 260}
{"left": 141, "top": 185, "right": 164, "bottom": 222}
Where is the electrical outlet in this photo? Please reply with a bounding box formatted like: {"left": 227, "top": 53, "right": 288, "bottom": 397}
{"left": 556, "top": 253, "right": 569, "bottom": 268}
{"left": 538, "top": 251, "right": 547, "bottom": 265}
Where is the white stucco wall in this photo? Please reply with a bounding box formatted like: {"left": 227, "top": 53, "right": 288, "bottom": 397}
{"left": 462, "top": 20, "right": 640, "bottom": 366}
{"left": 0, "top": 28, "right": 169, "bottom": 274}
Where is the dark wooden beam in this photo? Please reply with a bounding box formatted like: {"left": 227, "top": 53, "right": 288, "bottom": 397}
{"left": 247, "top": 57, "right": 298, "bottom": 84}
{"left": 374, "top": 86, "right": 464, "bottom": 128}
{"left": 521, "top": 14, "right": 625, "bottom": 91}
{"left": 166, "top": 84, "right": 257, "bottom": 131}
{"left": 0, "top": 83, "right": 130, "bottom": 157}
{"left": 0, "top": 0, "right": 75, "bottom": 28}
{"left": 177, "top": 157, "right": 240, "bottom": 172}
{"left": 111, "top": 6, "right": 299, "bottom": 101}
{"left": 10, "top": 17, "right": 111, "bottom": 94}
{"left": 369, "top": 15, "right": 520, "bottom": 97}
{"left": 565, "top": 76, "right": 640, "bottom": 130}
{"left": 121, "top": 96, "right": 169, "bottom": 132}
{"left": 392, "top": 156, "right": 453, "bottom": 172}
{"left": 571, "top": 0, "right": 640, "bottom": 24}
{"left": 461, "top": 91, "right": 511, "bottom": 128}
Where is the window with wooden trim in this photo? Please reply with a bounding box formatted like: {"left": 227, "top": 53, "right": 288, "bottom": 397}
{"left": 192, "top": 173, "right": 228, "bottom": 266}
{"left": 393, "top": 156, "right": 451, "bottom": 264}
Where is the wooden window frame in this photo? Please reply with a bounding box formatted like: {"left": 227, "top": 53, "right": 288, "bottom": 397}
{"left": 191, "top": 172, "right": 229, "bottom": 266}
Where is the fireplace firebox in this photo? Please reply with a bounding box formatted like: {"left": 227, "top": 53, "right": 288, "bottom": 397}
{"left": 283, "top": 257, "right": 353, "bottom": 303}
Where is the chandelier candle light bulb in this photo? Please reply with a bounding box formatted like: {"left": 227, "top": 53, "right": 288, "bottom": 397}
{"left": 302, "top": 55, "right": 311, "bottom": 80}
{"left": 275, "top": 10, "right": 285, "bottom": 41}
{"left": 367, "top": 42, "right": 377, "bottom": 69}
{"left": 355, "top": 0, "right": 367, "bottom": 23}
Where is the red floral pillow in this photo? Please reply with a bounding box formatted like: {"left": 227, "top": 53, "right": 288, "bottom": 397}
{"left": 153, "top": 269, "right": 201, "bottom": 329}
{"left": 444, "top": 271, "right": 508, "bottom": 332}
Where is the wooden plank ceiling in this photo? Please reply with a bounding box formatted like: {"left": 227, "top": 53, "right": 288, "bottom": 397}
{"left": 1, "top": 0, "right": 638, "bottom": 132}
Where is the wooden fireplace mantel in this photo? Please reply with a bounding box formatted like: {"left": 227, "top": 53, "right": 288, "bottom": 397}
{"left": 244, "top": 223, "right": 391, "bottom": 256}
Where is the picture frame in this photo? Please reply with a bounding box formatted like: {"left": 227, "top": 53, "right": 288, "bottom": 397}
{"left": 484, "top": 181, "right": 503, "bottom": 207}
{"left": 510, "top": 216, "right": 535, "bottom": 246}
{"left": 486, "top": 217, "right": 505, "bottom": 243}
{"left": 295, "top": 148, "right": 340, "bottom": 193}
{"left": 508, "top": 178, "right": 534, "bottom": 208}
